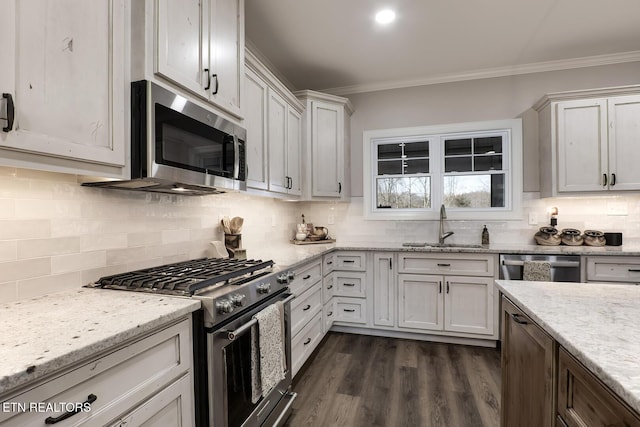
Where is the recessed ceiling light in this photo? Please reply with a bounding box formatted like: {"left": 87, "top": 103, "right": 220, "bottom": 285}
{"left": 375, "top": 9, "right": 395, "bottom": 25}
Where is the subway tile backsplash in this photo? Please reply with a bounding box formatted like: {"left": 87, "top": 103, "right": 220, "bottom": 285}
{"left": 3, "top": 165, "right": 640, "bottom": 303}
{"left": 0, "top": 167, "right": 297, "bottom": 303}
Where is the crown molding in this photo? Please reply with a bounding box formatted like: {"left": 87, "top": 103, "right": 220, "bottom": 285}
{"left": 532, "top": 84, "right": 640, "bottom": 111}
{"left": 245, "top": 39, "right": 298, "bottom": 92}
{"left": 322, "top": 50, "right": 640, "bottom": 96}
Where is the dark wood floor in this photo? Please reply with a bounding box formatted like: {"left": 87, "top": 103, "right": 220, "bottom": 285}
{"left": 284, "top": 332, "right": 501, "bottom": 427}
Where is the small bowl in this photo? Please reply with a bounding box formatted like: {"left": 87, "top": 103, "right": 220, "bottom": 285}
{"left": 295, "top": 232, "right": 308, "bottom": 241}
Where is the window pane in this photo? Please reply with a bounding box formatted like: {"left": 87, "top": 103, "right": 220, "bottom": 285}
{"left": 445, "top": 156, "right": 472, "bottom": 172}
{"left": 378, "top": 160, "right": 403, "bottom": 175}
{"left": 405, "top": 158, "right": 429, "bottom": 174}
{"left": 443, "top": 174, "right": 505, "bottom": 208}
{"left": 377, "top": 144, "right": 402, "bottom": 159}
{"left": 474, "top": 136, "right": 503, "bottom": 154}
{"left": 404, "top": 141, "right": 429, "bottom": 158}
{"left": 445, "top": 139, "right": 471, "bottom": 156}
{"left": 474, "top": 155, "right": 502, "bottom": 171}
{"left": 376, "top": 177, "right": 431, "bottom": 209}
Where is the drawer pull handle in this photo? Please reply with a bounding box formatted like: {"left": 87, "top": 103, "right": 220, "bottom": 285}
{"left": 611, "top": 173, "right": 616, "bottom": 186}
{"left": 327, "top": 311, "right": 333, "bottom": 316}
{"left": 603, "top": 173, "right": 608, "bottom": 186}
{"left": 303, "top": 274, "right": 311, "bottom": 280}
{"left": 327, "top": 261, "right": 333, "bottom": 265}
{"left": 343, "top": 260, "right": 355, "bottom": 264}
{"left": 437, "top": 263, "right": 451, "bottom": 267}
{"left": 303, "top": 338, "right": 311, "bottom": 345}
{"left": 511, "top": 313, "right": 528, "bottom": 325}
{"left": 439, "top": 281, "right": 442, "bottom": 294}
{"left": 344, "top": 308, "right": 356, "bottom": 313}
{"left": 45, "top": 394, "right": 97, "bottom": 424}
{"left": 303, "top": 304, "right": 311, "bottom": 311}
{"left": 343, "top": 283, "right": 356, "bottom": 287}
{"left": 327, "top": 285, "right": 333, "bottom": 289}
{"left": 628, "top": 269, "right": 640, "bottom": 273}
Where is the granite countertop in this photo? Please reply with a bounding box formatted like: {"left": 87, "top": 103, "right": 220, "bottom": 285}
{"left": 495, "top": 279, "right": 640, "bottom": 414}
{"left": 0, "top": 289, "right": 200, "bottom": 396}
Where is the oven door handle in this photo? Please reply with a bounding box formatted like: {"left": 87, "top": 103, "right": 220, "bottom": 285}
{"left": 226, "top": 294, "right": 295, "bottom": 341}
{"left": 233, "top": 133, "right": 240, "bottom": 180}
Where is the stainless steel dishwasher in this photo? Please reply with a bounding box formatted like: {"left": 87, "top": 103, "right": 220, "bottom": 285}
{"left": 499, "top": 254, "right": 581, "bottom": 282}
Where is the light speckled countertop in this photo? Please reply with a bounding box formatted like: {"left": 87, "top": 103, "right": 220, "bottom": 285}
{"left": 256, "top": 241, "right": 640, "bottom": 272}
{"left": 0, "top": 289, "right": 200, "bottom": 396}
{"left": 496, "top": 280, "right": 640, "bottom": 414}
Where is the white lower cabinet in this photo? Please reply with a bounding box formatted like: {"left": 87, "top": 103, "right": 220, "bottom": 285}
{"left": 585, "top": 256, "right": 640, "bottom": 284}
{"left": 291, "top": 312, "right": 323, "bottom": 377}
{"left": 290, "top": 257, "right": 325, "bottom": 378}
{"left": 333, "top": 297, "right": 367, "bottom": 324}
{"left": 0, "top": 318, "right": 194, "bottom": 427}
{"left": 397, "top": 274, "right": 495, "bottom": 336}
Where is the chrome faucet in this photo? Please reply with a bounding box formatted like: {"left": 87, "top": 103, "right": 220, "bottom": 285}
{"left": 439, "top": 204, "right": 454, "bottom": 244}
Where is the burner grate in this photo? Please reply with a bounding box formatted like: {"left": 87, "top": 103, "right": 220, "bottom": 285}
{"left": 96, "top": 258, "right": 274, "bottom": 295}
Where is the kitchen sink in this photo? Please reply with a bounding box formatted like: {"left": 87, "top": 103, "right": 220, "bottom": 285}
{"left": 402, "top": 242, "right": 484, "bottom": 249}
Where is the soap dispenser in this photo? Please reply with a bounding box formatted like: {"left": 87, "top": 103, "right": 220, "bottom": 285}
{"left": 481, "top": 225, "right": 490, "bottom": 246}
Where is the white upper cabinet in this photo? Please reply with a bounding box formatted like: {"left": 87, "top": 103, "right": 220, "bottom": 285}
{"left": 267, "top": 89, "right": 301, "bottom": 195}
{"left": 296, "top": 90, "right": 353, "bottom": 200}
{"left": 152, "top": 0, "right": 244, "bottom": 118}
{"left": 607, "top": 95, "right": 640, "bottom": 191}
{"left": 0, "top": 0, "right": 128, "bottom": 178}
{"left": 536, "top": 86, "right": 640, "bottom": 197}
{"left": 244, "top": 49, "right": 304, "bottom": 197}
{"left": 243, "top": 67, "right": 269, "bottom": 189}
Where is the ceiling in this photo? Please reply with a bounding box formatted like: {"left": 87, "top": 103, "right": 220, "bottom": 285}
{"left": 244, "top": 0, "right": 640, "bottom": 95}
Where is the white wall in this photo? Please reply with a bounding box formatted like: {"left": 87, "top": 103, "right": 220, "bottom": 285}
{"left": 0, "top": 167, "right": 299, "bottom": 303}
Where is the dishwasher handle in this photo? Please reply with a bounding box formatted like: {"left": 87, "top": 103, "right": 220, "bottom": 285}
{"left": 501, "top": 260, "right": 580, "bottom": 268}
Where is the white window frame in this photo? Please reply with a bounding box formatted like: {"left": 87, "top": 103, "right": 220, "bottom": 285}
{"left": 363, "top": 119, "right": 523, "bottom": 220}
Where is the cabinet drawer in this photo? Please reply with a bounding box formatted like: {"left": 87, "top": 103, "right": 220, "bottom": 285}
{"left": 334, "top": 251, "right": 366, "bottom": 271}
{"left": 323, "top": 274, "right": 335, "bottom": 303}
{"left": 291, "top": 312, "right": 323, "bottom": 377}
{"left": 323, "top": 253, "right": 335, "bottom": 275}
{"left": 333, "top": 297, "right": 367, "bottom": 325}
{"left": 398, "top": 253, "right": 495, "bottom": 276}
{"left": 323, "top": 300, "right": 335, "bottom": 333}
{"left": 586, "top": 256, "right": 640, "bottom": 284}
{"left": 333, "top": 271, "right": 366, "bottom": 297}
{"left": 289, "top": 259, "right": 322, "bottom": 296}
{"left": 557, "top": 347, "right": 640, "bottom": 427}
{"left": 1, "top": 318, "right": 192, "bottom": 426}
{"left": 291, "top": 285, "right": 322, "bottom": 336}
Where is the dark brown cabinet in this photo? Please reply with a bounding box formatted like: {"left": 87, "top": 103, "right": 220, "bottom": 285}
{"left": 557, "top": 347, "right": 640, "bottom": 427}
{"left": 501, "top": 296, "right": 556, "bottom": 427}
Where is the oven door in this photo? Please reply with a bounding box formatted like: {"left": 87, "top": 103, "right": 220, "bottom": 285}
{"left": 207, "top": 291, "right": 294, "bottom": 427}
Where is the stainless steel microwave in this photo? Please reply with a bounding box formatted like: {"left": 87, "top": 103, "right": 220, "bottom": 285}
{"left": 84, "top": 80, "right": 246, "bottom": 195}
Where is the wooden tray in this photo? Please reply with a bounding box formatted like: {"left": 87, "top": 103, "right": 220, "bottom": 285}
{"left": 291, "top": 239, "right": 336, "bottom": 245}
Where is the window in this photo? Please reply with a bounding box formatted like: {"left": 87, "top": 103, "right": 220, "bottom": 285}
{"left": 363, "top": 119, "right": 522, "bottom": 220}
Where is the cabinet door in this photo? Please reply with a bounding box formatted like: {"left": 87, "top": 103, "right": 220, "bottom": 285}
{"left": 156, "top": 0, "right": 208, "bottom": 96}
{"left": 398, "top": 274, "right": 443, "bottom": 331}
{"left": 109, "top": 374, "right": 195, "bottom": 427}
{"left": 443, "top": 276, "right": 494, "bottom": 335}
{"left": 287, "top": 107, "right": 302, "bottom": 195}
{"left": 267, "top": 89, "right": 288, "bottom": 193}
{"left": 243, "top": 68, "right": 268, "bottom": 189}
{"left": 311, "top": 100, "right": 344, "bottom": 197}
{"left": 373, "top": 253, "right": 395, "bottom": 327}
{"left": 501, "top": 297, "right": 555, "bottom": 427}
{"left": 556, "top": 99, "right": 608, "bottom": 192}
{"left": 209, "top": 0, "right": 243, "bottom": 116}
{"left": 607, "top": 95, "right": 640, "bottom": 190}
{"left": 1, "top": 0, "right": 126, "bottom": 167}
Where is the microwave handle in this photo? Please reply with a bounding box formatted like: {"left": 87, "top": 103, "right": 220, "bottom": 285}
{"left": 233, "top": 134, "right": 240, "bottom": 180}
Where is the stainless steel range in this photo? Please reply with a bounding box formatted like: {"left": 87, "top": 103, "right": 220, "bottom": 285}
{"left": 90, "top": 257, "right": 297, "bottom": 427}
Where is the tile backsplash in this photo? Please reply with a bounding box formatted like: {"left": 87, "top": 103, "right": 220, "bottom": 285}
{"left": 0, "top": 167, "right": 298, "bottom": 303}
{"left": 3, "top": 166, "right": 640, "bottom": 303}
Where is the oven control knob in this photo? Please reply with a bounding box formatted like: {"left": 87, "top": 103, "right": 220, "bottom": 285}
{"left": 277, "top": 274, "right": 289, "bottom": 284}
{"left": 256, "top": 282, "right": 271, "bottom": 294}
{"left": 216, "top": 299, "right": 234, "bottom": 314}
{"left": 230, "top": 293, "right": 246, "bottom": 307}
{"left": 287, "top": 271, "right": 295, "bottom": 280}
